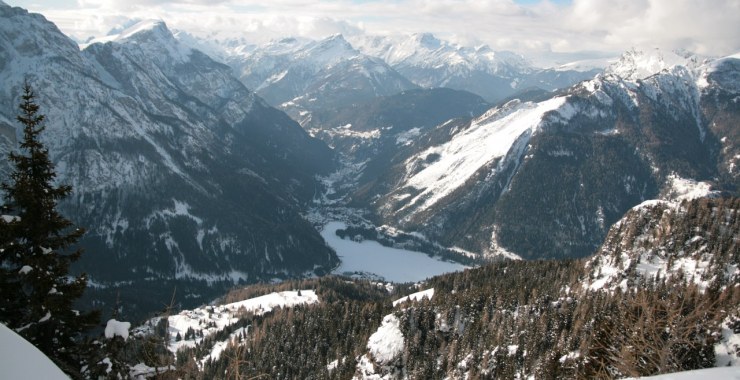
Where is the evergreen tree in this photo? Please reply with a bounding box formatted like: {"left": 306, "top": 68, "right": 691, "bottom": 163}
{"left": 0, "top": 83, "right": 98, "bottom": 374}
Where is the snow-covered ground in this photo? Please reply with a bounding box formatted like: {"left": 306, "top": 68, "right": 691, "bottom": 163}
{"left": 393, "top": 288, "right": 435, "bottom": 306}
{"left": 0, "top": 323, "right": 69, "bottom": 380}
{"left": 623, "top": 367, "right": 740, "bottom": 380}
{"left": 142, "top": 290, "right": 318, "bottom": 354}
{"left": 323, "top": 221, "right": 467, "bottom": 282}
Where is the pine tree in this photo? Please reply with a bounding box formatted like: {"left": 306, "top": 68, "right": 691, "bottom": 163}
{"left": 0, "top": 83, "right": 98, "bottom": 374}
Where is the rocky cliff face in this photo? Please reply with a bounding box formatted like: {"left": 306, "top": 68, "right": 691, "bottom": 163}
{"left": 584, "top": 197, "right": 738, "bottom": 291}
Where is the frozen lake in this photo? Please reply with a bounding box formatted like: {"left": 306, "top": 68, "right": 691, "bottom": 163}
{"left": 322, "top": 221, "right": 467, "bottom": 283}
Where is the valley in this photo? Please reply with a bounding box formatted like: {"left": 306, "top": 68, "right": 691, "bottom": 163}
{"left": 0, "top": 1, "right": 738, "bottom": 378}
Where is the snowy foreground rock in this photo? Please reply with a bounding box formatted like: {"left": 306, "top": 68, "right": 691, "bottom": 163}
{"left": 0, "top": 322, "right": 69, "bottom": 380}
{"left": 354, "top": 314, "right": 405, "bottom": 380}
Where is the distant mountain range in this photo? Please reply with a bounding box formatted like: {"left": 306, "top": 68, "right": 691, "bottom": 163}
{"left": 1, "top": 2, "right": 737, "bottom": 321}
{"left": 175, "top": 30, "right": 605, "bottom": 121}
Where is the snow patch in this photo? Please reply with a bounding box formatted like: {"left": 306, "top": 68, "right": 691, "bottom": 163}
{"left": 152, "top": 290, "right": 317, "bottom": 354}
{"left": 623, "top": 367, "right": 740, "bottom": 380}
{"left": 716, "top": 315, "right": 740, "bottom": 367}
{"left": 105, "top": 319, "right": 131, "bottom": 341}
{"left": 367, "top": 314, "right": 404, "bottom": 364}
{"left": 1, "top": 215, "right": 20, "bottom": 223}
{"left": 393, "top": 288, "right": 434, "bottom": 306}
{"left": 664, "top": 174, "right": 719, "bottom": 202}
{"left": 395, "top": 127, "right": 421, "bottom": 146}
{"left": 39, "top": 312, "right": 51, "bottom": 323}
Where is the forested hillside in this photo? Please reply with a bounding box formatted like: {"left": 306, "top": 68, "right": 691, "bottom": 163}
{"left": 118, "top": 197, "right": 738, "bottom": 379}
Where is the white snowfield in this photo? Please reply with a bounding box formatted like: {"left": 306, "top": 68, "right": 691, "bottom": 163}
{"left": 323, "top": 222, "right": 467, "bottom": 282}
{"left": 393, "top": 288, "right": 435, "bottom": 306}
{"left": 0, "top": 322, "right": 69, "bottom": 380}
{"left": 150, "top": 290, "right": 318, "bottom": 354}
{"left": 399, "top": 96, "right": 569, "bottom": 214}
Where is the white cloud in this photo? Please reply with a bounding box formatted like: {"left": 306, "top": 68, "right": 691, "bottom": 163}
{"left": 8, "top": 0, "right": 740, "bottom": 56}
{"left": 561, "top": 0, "right": 740, "bottom": 55}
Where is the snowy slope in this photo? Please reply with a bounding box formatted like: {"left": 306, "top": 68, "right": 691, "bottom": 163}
{"left": 605, "top": 48, "right": 704, "bottom": 81}
{"left": 395, "top": 96, "right": 571, "bottom": 215}
{"left": 141, "top": 290, "right": 318, "bottom": 355}
{"left": 0, "top": 323, "right": 69, "bottom": 380}
{"left": 353, "top": 33, "right": 530, "bottom": 78}
{"left": 351, "top": 32, "right": 598, "bottom": 102}
{"left": 392, "top": 288, "right": 434, "bottom": 306}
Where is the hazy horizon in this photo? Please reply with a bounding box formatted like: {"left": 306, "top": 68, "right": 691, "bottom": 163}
{"left": 5, "top": 0, "right": 739, "bottom": 62}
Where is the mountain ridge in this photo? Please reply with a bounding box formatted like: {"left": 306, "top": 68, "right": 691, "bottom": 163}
{"left": 341, "top": 48, "right": 738, "bottom": 260}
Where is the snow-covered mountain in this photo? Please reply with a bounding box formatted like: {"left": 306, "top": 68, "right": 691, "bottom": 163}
{"left": 350, "top": 33, "right": 601, "bottom": 102}
{"left": 348, "top": 48, "right": 739, "bottom": 261}
{"left": 0, "top": 4, "right": 337, "bottom": 318}
{"left": 221, "top": 34, "right": 417, "bottom": 124}
{"left": 178, "top": 31, "right": 599, "bottom": 116}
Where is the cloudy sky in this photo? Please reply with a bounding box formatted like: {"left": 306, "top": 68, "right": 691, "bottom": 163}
{"left": 6, "top": 0, "right": 740, "bottom": 59}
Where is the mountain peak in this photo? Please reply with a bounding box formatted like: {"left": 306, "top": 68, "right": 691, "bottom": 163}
{"left": 300, "top": 33, "right": 358, "bottom": 66}
{"left": 412, "top": 33, "right": 442, "bottom": 49}
{"left": 117, "top": 19, "right": 170, "bottom": 42}
{"left": 107, "top": 19, "right": 196, "bottom": 64}
{"left": 606, "top": 47, "right": 700, "bottom": 81}
{"left": 317, "top": 33, "right": 353, "bottom": 50}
